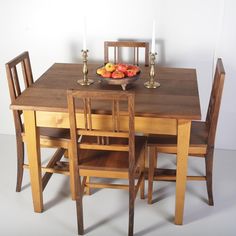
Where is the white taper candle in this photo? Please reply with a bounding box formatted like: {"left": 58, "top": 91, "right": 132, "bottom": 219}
{"left": 151, "top": 20, "right": 156, "bottom": 53}
{"left": 83, "top": 17, "right": 87, "bottom": 50}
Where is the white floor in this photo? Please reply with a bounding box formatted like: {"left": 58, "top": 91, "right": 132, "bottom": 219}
{"left": 1, "top": 134, "right": 236, "bottom": 236}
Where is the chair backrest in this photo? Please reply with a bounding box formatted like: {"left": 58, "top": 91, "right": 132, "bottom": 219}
{"left": 5, "top": 51, "right": 34, "bottom": 134}
{"left": 104, "top": 41, "right": 149, "bottom": 66}
{"left": 206, "top": 58, "right": 225, "bottom": 147}
{"left": 67, "top": 90, "right": 135, "bottom": 167}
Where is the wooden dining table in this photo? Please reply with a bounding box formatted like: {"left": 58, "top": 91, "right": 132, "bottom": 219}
{"left": 10, "top": 63, "right": 201, "bottom": 225}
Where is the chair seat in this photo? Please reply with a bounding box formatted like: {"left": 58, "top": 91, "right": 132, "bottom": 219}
{"left": 147, "top": 121, "right": 208, "bottom": 155}
{"left": 21, "top": 127, "right": 70, "bottom": 149}
{"left": 39, "top": 127, "right": 70, "bottom": 140}
{"left": 78, "top": 136, "right": 146, "bottom": 172}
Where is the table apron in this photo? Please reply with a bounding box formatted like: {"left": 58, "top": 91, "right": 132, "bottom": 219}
{"left": 35, "top": 111, "right": 178, "bottom": 135}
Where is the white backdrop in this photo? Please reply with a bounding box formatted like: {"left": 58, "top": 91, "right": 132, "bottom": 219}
{"left": 0, "top": 0, "right": 235, "bottom": 150}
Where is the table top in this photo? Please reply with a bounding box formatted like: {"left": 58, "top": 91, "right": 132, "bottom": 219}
{"left": 11, "top": 63, "right": 201, "bottom": 120}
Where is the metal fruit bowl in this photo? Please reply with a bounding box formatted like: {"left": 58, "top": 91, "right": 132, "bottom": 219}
{"left": 97, "top": 70, "right": 140, "bottom": 90}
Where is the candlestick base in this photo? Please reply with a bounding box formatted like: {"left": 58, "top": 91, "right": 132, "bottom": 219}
{"left": 77, "top": 49, "right": 94, "bottom": 86}
{"left": 144, "top": 52, "right": 160, "bottom": 89}
{"left": 144, "top": 81, "right": 160, "bottom": 88}
{"left": 77, "top": 79, "right": 94, "bottom": 86}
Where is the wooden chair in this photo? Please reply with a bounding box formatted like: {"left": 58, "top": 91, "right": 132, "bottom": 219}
{"left": 67, "top": 90, "right": 146, "bottom": 236}
{"left": 147, "top": 58, "right": 225, "bottom": 206}
{"left": 5, "top": 51, "right": 73, "bottom": 195}
{"left": 104, "top": 41, "right": 149, "bottom": 66}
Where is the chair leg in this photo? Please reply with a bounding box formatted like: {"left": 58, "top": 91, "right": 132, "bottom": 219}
{"left": 85, "top": 176, "right": 91, "bottom": 195}
{"left": 16, "top": 137, "right": 24, "bottom": 192}
{"left": 128, "top": 175, "right": 135, "bottom": 236}
{"left": 68, "top": 144, "right": 77, "bottom": 200}
{"left": 76, "top": 194, "right": 84, "bottom": 235}
{"left": 140, "top": 150, "right": 146, "bottom": 199}
{"left": 148, "top": 146, "right": 157, "bottom": 204}
{"left": 76, "top": 170, "right": 84, "bottom": 235}
{"left": 205, "top": 148, "right": 214, "bottom": 206}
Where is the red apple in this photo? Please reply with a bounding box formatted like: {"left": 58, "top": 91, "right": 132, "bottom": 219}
{"left": 126, "top": 69, "right": 137, "bottom": 77}
{"left": 111, "top": 71, "right": 125, "bottom": 79}
{"left": 101, "top": 71, "right": 112, "bottom": 78}
{"left": 127, "top": 65, "right": 140, "bottom": 73}
{"left": 117, "top": 64, "right": 128, "bottom": 73}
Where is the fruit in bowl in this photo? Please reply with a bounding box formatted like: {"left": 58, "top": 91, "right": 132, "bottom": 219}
{"left": 117, "top": 64, "right": 128, "bottom": 73}
{"left": 96, "top": 67, "right": 106, "bottom": 75}
{"left": 97, "top": 63, "right": 140, "bottom": 79}
{"left": 127, "top": 65, "right": 140, "bottom": 73}
{"left": 105, "top": 62, "right": 116, "bottom": 72}
{"left": 101, "top": 71, "right": 112, "bottom": 78}
{"left": 111, "top": 71, "right": 125, "bottom": 79}
{"left": 126, "top": 69, "right": 137, "bottom": 77}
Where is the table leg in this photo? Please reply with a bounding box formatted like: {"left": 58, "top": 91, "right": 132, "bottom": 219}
{"left": 24, "top": 110, "right": 43, "bottom": 212}
{"left": 175, "top": 119, "right": 191, "bottom": 225}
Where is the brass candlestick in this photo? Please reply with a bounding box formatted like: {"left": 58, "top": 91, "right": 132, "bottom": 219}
{"left": 144, "top": 52, "right": 160, "bottom": 88}
{"left": 77, "top": 49, "right": 94, "bottom": 86}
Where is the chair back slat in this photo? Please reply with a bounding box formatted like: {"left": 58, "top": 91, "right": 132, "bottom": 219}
{"left": 117, "top": 47, "right": 120, "bottom": 64}
{"left": 112, "top": 100, "right": 120, "bottom": 132}
{"left": 12, "top": 66, "right": 21, "bottom": 98}
{"left": 206, "top": 58, "right": 225, "bottom": 147}
{"left": 5, "top": 51, "right": 34, "bottom": 134}
{"left": 135, "top": 47, "right": 139, "bottom": 66}
{"left": 6, "top": 51, "right": 33, "bottom": 101}
{"left": 67, "top": 90, "right": 135, "bottom": 164}
{"left": 21, "top": 59, "right": 32, "bottom": 88}
{"left": 104, "top": 41, "right": 149, "bottom": 66}
{"left": 82, "top": 98, "right": 93, "bottom": 131}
